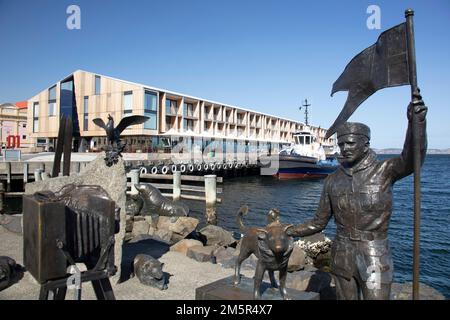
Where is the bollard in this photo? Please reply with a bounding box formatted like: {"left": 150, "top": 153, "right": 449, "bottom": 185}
{"left": 6, "top": 162, "right": 11, "bottom": 192}
{"left": 0, "top": 182, "right": 4, "bottom": 213}
{"left": 34, "top": 169, "right": 42, "bottom": 182}
{"left": 204, "top": 175, "right": 217, "bottom": 206}
{"left": 130, "top": 169, "right": 140, "bottom": 195}
{"left": 173, "top": 171, "right": 181, "bottom": 201}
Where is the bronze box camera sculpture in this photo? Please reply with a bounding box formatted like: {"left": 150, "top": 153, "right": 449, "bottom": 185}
{"left": 23, "top": 184, "right": 119, "bottom": 300}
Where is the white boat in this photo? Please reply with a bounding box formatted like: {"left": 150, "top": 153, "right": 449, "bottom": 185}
{"left": 275, "top": 127, "right": 339, "bottom": 179}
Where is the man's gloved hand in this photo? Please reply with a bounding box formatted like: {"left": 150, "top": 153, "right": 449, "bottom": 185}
{"left": 407, "top": 91, "right": 427, "bottom": 122}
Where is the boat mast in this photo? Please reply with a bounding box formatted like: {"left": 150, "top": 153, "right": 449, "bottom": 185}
{"left": 299, "top": 99, "right": 311, "bottom": 126}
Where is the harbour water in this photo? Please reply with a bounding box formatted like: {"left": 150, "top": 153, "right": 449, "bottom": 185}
{"left": 187, "top": 154, "right": 450, "bottom": 298}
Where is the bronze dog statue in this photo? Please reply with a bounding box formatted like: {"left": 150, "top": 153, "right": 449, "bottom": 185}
{"left": 234, "top": 205, "right": 294, "bottom": 300}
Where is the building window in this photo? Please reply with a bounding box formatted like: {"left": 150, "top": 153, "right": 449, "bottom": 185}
{"left": 144, "top": 90, "right": 157, "bottom": 130}
{"left": 22, "top": 135, "right": 26, "bottom": 140}
{"left": 237, "top": 113, "right": 244, "bottom": 125}
{"left": 184, "top": 119, "right": 194, "bottom": 131}
{"left": 22, "top": 123, "right": 26, "bottom": 128}
{"left": 123, "top": 91, "right": 133, "bottom": 116}
{"left": 33, "top": 102, "right": 39, "bottom": 132}
{"left": 95, "top": 75, "right": 101, "bottom": 95}
{"left": 48, "top": 85, "right": 56, "bottom": 116}
{"left": 213, "top": 108, "right": 220, "bottom": 121}
{"left": 83, "top": 96, "right": 89, "bottom": 131}
{"left": 165, "top": 99, "right": 177, "bottom": 115}
{"left": 165, "top": 118, "right": 173, "bottom": 130}
{"left": 183, "top": 102, "right": 194, "bottom": 117}
{"left": 60, "top": 78, "right": 74, "bottom": 118}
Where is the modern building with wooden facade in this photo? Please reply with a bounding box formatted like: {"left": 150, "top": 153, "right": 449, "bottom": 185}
{"left": 26, "top": 70, "right": 335, "bottom": 156}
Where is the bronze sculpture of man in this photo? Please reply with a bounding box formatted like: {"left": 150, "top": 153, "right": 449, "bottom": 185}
{"left": 289, "top": 94, "right": 427, "bottom": 299}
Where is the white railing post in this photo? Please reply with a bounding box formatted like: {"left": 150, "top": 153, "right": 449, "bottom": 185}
{"left": 204, "top": 174, "right": 217, "bottom": 205}
{"left": 34, "top": 169, "right": 42, "bottom": 182}
{"left": 23, "top": 163, "right": 29, "bottom": 183}
{"left": 130, "top": 169, "right": 140, "bottom": 195}
{"left": 173, "top": 171, "right": 181, "bottom": 201}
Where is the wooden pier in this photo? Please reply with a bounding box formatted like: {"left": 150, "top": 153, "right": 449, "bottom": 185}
{"left": 126, "top": 171, "right": 223, "bottom": 203}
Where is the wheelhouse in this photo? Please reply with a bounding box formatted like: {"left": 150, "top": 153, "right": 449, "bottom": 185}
{"left": 293, "top": 131, "right": 317, "bottom": 146}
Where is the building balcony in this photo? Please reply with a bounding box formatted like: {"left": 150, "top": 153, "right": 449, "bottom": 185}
{"left": 184, "top": 113, "right": 197, "bottom": 120}
{"left": 184, "top": 110, "right": 196, "bottom": 118}
{"left": 166, "top": 106, "right": 178, "bottom": 116}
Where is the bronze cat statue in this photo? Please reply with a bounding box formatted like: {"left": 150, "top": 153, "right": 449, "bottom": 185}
{"left": 0, "top": 256, "right": 17, "bottom": 291}
{"left": 234, "top": 205, "right": 294, "bottom": 300}
{"left": 132, "top": 254, "right": 168, "bottom": 290}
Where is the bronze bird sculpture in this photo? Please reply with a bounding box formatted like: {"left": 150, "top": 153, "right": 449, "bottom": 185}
{"left": 92, "top": 114, "right": 149, "bottom": 166}
{"left": 93, "top": 114, "right": 148, "bottom": 146}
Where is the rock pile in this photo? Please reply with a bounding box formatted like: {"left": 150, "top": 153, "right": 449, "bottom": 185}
{"left": 127, "top": 215, "right": 199, "bottom": 244}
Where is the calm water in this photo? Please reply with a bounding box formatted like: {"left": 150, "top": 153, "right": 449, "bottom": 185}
{"left": 186, "top": 154, "right": 450, "bottom": 298}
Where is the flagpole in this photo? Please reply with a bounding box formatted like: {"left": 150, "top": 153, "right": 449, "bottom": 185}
{"left": 405, "top": 8, "right": 421, "bottom": 300}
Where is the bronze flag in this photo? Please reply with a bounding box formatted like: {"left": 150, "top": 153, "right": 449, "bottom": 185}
{"left": 326, "top": 23, "right": 410, "bottom": 139}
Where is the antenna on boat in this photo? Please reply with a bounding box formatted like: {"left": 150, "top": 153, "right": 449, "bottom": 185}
{"left": 299, "top": 99, "right": 310, "bottom": 126}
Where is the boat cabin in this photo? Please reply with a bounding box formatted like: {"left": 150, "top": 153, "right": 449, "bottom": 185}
{"left": 293, "top": 131, "right": 317, "bottom": 146}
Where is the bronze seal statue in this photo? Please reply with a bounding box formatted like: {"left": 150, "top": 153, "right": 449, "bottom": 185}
{"left": 135, "top": 183, "right": 189, "bottom": 217}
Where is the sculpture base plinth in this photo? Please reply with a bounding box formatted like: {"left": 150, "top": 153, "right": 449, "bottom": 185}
{"left": 196, "top": 276, "right": 319, "bottom": 300}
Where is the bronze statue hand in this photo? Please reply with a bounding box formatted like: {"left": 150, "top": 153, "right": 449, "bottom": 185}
{"left": 407, "top": 92, "right": 427, "bottom": 122}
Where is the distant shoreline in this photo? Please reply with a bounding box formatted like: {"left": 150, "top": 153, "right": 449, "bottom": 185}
{"left": 373, "top": 148, "right": 450, "bottom": 155}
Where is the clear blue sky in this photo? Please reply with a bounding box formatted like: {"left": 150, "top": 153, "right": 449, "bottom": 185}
{"left": 1, "top": 0, "right": 449, "bottom": 148}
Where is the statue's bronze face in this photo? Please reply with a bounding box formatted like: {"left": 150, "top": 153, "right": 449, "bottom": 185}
{"left": 337, "top": 134, "right": 369, "bottom": 167}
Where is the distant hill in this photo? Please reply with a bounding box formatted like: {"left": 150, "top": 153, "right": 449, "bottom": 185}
{"left": 374, "top": 148, "right": 450, "bottom": 155}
